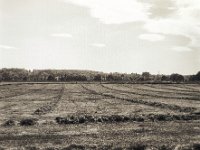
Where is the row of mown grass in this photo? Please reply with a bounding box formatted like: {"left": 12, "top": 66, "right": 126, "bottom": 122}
{"left": 81, "top": 84, "right": 197, "bottom": 113}
{"left": 55, "top": 114, "right": 200, "bottom": 125}
{"left": 2, "top": 114, "right": 200, "bottom": 127}
{"left": 34, "top": 85, "right": 64, "bottom": 115}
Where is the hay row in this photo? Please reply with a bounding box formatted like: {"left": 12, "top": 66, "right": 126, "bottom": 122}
{"left": 33, "top": 85, "right": 65, "bottom": 115}
{"left": 55, "top": 114, "right": 200, "bottom": 125}
{"left": 121, "top": 84, "right": 200, "bottom": 97}
{"left": 3, "top": 114, "right": 200, "bottom": 127}
{"left": 100, "top": 84, "right": 200, "bottom": 101}
{"left": 81, "top": 85, "right": 197, "bottom": 113}
{"left": 145, "top": 84, "right": 200, "bottom": 94}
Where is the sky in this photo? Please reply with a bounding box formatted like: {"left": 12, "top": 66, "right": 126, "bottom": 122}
{"left": 0, "top": 0, "right": 199, "bottom": 75}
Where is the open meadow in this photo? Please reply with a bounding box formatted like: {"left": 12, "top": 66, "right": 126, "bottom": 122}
{"left": 0, "top": 83, "right": 200, "bottom": 149}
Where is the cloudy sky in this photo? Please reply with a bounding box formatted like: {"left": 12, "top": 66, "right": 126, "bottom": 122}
{"left": 0, "top": 0, "right": 199, "bottom": 74}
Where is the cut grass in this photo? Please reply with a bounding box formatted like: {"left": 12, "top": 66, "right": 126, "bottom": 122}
{"left": 55, "top": 114, "right": 200, "bottom": 125}
{"left": 34, "top": 85, "right": 64, "bottom": 115}
{"left": 81, "top": 84, "right": 197, "bottom": 113}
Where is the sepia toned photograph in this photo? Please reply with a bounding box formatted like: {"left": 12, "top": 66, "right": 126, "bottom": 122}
{"left": 0, "top": 0, "right": 200, "bottom": 149}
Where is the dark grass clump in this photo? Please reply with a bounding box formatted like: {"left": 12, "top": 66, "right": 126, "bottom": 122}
{"left": 155, "top": 114, "right": 173, "bottom": 121}
{"left": 56, "top": 113, "right": 200, "bottom": 125}
{"left": 123, "top": 116, "right": 130, "bottom": 122}
{"left": 148, "top": 114, "right": 200, "bottom": 122}
{"left": 113, "top": 147, "right": 123, "bottom": 150}
{"left": 55, "top": 117, "right": 66, "bottom": 124}
{"left": 56, "top": 116, "right": 88, "bottom": 124}
{"left": 56, "top": 115, "right": 138, "bottom": 125}
{"left": 25, "top": 146, "right": 39, "bottom": 150}
{"left": 62, "top": 144, "right": 85, "bottom": 150}
{"left": 172, "top": 115, "right": 182, "bottom": 121}
{"left": 101, "top": 116, "right": 110, "bottom": 122}
{"left": 45, "top": 148, "right": 59, "bottom": 150}
{"left": 96, "top": 116, "right": 103, "bottom": 123}
{"left": 85, "top": 115, "right": 95, "bottom": 122}
{"left": 20, "top": 118, "right": 37, "bottom": 126}
{"left": 192, "top": 111, "right": 200, "bottom": 115}
{"left": 156, "top": 114, "right": 168, "bottom": 121}
{"left": 98, "top": 145, "right": 113, "bottom": 150}
{"left": 77, "top": 116, "right": 86, "bottom": 124}
{"left": 148, "top": 114, "right": 173, "bottom": 122}
{"left": 127, "top": 144, "right": 146, "bottom": 150}
{"left": 34, "top": 108, "right": 45, "bottom": 115}
{"left": 158, "top": 145, "right": 171, "bottom": 150}
{"left": 3, "top": 120, "right": 15, "bottom": 127}
{"left": 110, "top": 115, "right": 124, "bottom": 122}
{"left": 131, "top": 116, "right": 145, "bottom": 122}
{"left": 34, "top": 104, "right": 53, "bottom": 115}
{"left": 69, "top": 116, "right": 78, "bottom": 124}
{"left": 180, "top": 115, "right": 194, "bottom": 121}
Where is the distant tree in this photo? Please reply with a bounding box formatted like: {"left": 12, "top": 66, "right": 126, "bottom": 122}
{"left": 110, "top": 73, "right": 122, "bottom": 81}
{"left": 189, "top": 71, "right": 200, "bottom": 82}
{"left": 77, "top": 75, "right": 87, "bottom": 81}
{"left": 94, "top": 74, "right": 102, "bottom": 81}
{"left": 23, "top": 76, "right": 28, "bottom": 81}
{"left": 170, "top": 74, "right": 184, "bottom": 82}
{"left": 142, "top": 72, "right": 151, "bottom": 81}
{"left": 196, "top": 71, "right": 200, "bottom": 81}
{"left": 121, "top": 74, "right": 125, "bottom": 81}
{"left": 161, "top": 75, "right": 169, "bottom": 81}
{"left": 107, "top": 74, "right": 114, "bottom": 81}
{"left": 190, "top": 76, "right": 196, "bottom": 81}
{"left": 47, "top": 75, "right": 55, "bottom": 81}
{"left": 1, "top": 72, "right": 11, "bottom": 81}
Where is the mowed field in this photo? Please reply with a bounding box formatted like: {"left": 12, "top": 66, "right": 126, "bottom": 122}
{"left": 0, "top": 83, "right": 200, "bottom": 150}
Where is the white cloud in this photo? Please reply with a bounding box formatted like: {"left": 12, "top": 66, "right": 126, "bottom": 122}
{"left": 0, "top": 45, "right": 18, "bottom": 49}
{"left": 63, "top": 0, "right": 200, "bottom": 50}
{"left": 139, "top": 33, "right": 165, "bottom": 42}
{"left": 90, "top": 43, "right": 106, "bottom": 48}
{"left": 144, "top": 0, "right": 200, "bottom": 49}
{"left": 50, "top": 33, "right": 72, "bottom": 38}
{"left": 172, "top": 46, "right": 192, "bottom": 52}
{"left": 64, "top": 0, "right": 151, "bottom": 24}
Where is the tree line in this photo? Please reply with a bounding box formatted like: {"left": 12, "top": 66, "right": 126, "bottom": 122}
{"left": 0, "top": 68, "right": 200, "bottom": 83}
